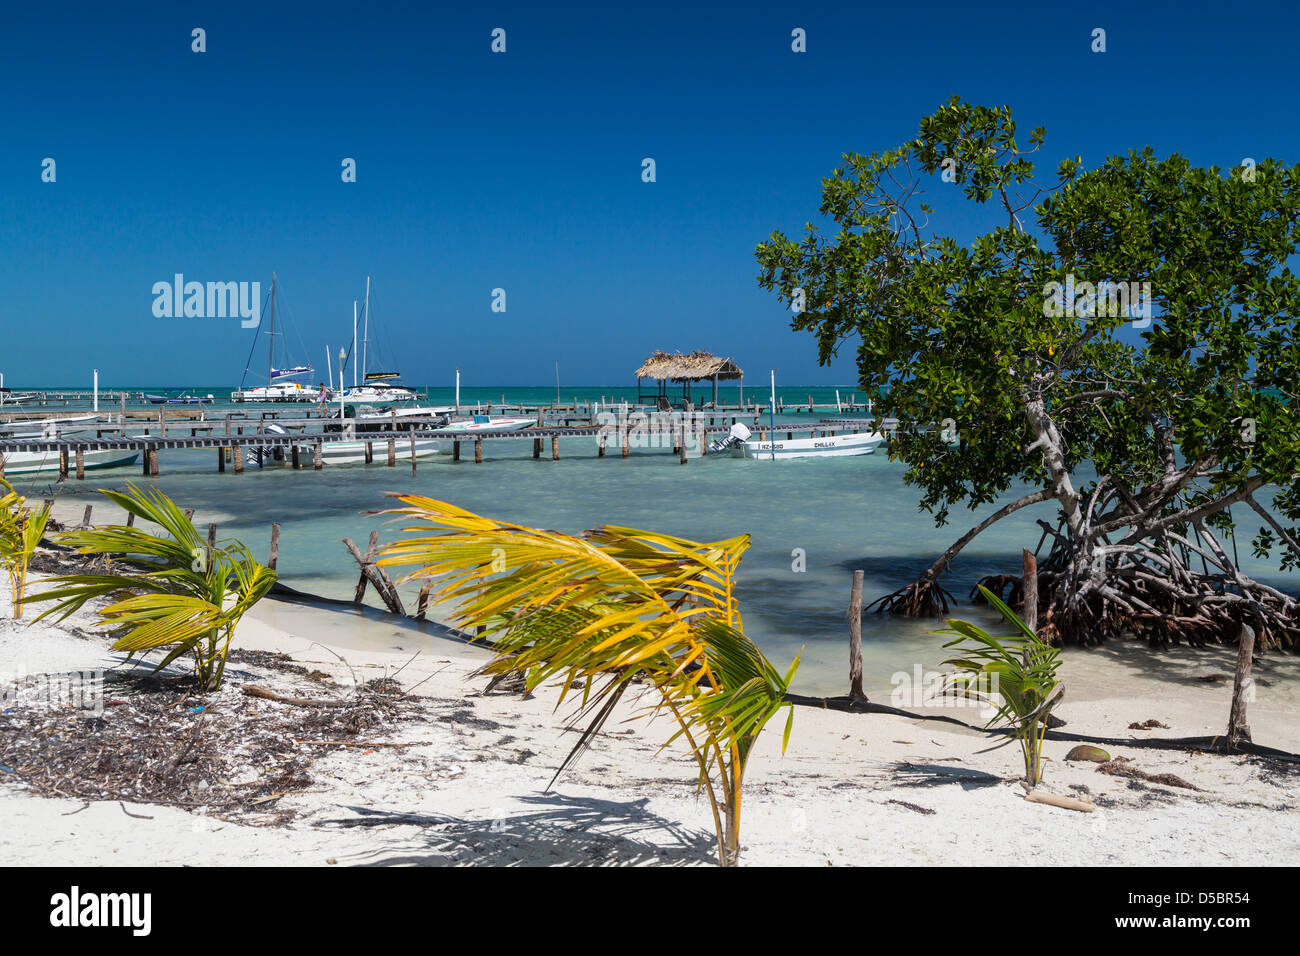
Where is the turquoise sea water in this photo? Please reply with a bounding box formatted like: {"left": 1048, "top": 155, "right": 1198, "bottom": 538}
{"left": 11, "top": 387, "right": 1298, "bottom": 697}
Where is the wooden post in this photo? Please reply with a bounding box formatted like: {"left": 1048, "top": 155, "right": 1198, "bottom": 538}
{"left": 149, "top": 448, "right": 159, "bottom": 477}
{"left": 207, "top": 522, "right": 217, "bottom": 551}
{"left": 551, "top": 436, "right": 559, "bottom": 461}
{"left": 343, "top": 532, "right": 406, "bottom": 614}
{"left": 234, "top": 445, "right": 244, "bottom": 474}
{"left": 218, "top": 446, "right": 225, "bottom": 473}
{"left": 268, "top": 522, "right": 281, "bottom": 570}
{"left": 350, "top": 531, "right": 379, "bottom": 603}
{"left": 598, "top": 434, "right": 606, "bottom": 457}
{"left": 679, "top": 426, "right": 687, "bottom": 465}
{"left": 59, "top": 448, "right": 69, "bottom": 480}
{"left": 1227, "top": 623, "right": 1256, "bottom": 748}
{"left": 453, "top": 440, "right": 460, "bottom": 461}
{"left": 159, "top": 407, "right": 167, "bottom": 437}
{"left": 409, "top": 425, "right": 417, "bottom": 477}
{"left": 387, "top": 437, "right": 395, "bottom": 466}
{"left": 126, "top": 511, "right": 135, "bottom": 527}
{"left": 474, "top": 438, "right": 483, "bottom": 464}
{"left": 849, "top": 570, "right": 865, "bottom": 700}
{"left": 364, "top": 441, "right": 373, "bottom": 464}
{"left": 291, "top": 444, "right": 300, "bottom": 470}
{"left": 81, "top": 504, "right": 93, "bottom": 529}
{"left": 416, "top": 580, "right": 431, "bottom": 620}
{"left": 313, "top": 440, "right": 322, "bottom": 470}
{"left": 533, "top": 437, "right": 542, "bottom": 459}
{"left": 1022, "top": 549, "right": 1039, "bottom": 636}
{"left": 621, "top": 427, "right": 630, "bottom": 458}
{"left": 75, "top": 449, "right": 85, "bottom": 480}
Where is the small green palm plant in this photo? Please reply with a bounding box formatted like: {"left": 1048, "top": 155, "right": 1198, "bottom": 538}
{"left": 25, "top": 484, "right": 276, "bottom": 691}
{"left": 0, "top": 478, "right": 52, "bottom": 619}
{"left": 377, "top": 495, "right": 800, "bottom": 867}
{"left": 938, "top": 586, "right": 1062, "bottom": 787}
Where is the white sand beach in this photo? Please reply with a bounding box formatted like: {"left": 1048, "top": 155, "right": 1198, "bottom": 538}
{"left": 2, "top": 568, "right": 1297, "bottom": 867}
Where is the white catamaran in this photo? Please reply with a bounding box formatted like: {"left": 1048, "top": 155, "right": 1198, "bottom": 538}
{"left": 338, "top": 278, "right": 417, "bottom": 405}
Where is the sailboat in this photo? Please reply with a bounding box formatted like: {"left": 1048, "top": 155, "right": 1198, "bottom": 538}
{"left": 339, "top": 278, "right": 416, "bottom": 405}
{"left": 231, "top": 274, "right": 317, "bottom": 403}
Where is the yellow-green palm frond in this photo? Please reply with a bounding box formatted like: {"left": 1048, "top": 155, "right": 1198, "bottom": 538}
{"left": 376, "top": 494, "right": 798, "bottom": 866}
{"left": 23, "top": 484, "right": 276, "bottom": 690}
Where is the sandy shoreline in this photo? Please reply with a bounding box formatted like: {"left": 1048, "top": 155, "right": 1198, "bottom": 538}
{"left": 2, "top": 551, "right": 1299, "bottom": 865}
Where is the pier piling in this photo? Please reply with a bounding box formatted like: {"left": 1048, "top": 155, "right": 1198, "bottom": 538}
{"left": 475, "top": 438, "right": 483, "bottom": 464}
{"left": 849, "top": 569, "right": 865, "bottom": 701}
{"left": 268, "top": 522, "right": 280, "bottom": 570}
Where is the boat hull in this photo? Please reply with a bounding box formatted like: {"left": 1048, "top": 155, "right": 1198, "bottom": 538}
{"left": 737, "top": 431, "right": 884, "bottom": 459}
{"left": 0, "top": 448, "right": 141, "bottom": 475}
{"left": 231, "top": 384, "right": 317, "bottom": 403}
{"left": 441, "top": 417, "right": 536, "bottom": 433}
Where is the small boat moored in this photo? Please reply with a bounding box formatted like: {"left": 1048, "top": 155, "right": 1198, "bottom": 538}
{"left": 710, "top": 423, "right": 884, "bottom": 459}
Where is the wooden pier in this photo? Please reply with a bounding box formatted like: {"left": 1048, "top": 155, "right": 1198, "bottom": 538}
{"left": 0, "top": 410, "right": 894, "bottom": 477}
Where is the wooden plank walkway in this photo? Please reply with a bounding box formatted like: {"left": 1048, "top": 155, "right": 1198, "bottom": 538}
{"left": 0, "top": 414, "right": 897, "bottom": 478}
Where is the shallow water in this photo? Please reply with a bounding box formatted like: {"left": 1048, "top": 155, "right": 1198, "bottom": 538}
{"left": 20, "top": 395, "right": 1299, "bottom": 698}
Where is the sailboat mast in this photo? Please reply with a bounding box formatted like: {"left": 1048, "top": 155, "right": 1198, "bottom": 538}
{"left": 362, "top": 275, "right": 370, "bottom": 385}
{"left": 352, "top": 301, "right": 358, "bottom": 388}
{"left": 267, "top": 272, "right": 277, "bottom": 386}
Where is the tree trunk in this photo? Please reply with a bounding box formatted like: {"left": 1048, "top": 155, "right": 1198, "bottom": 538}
{"left": 1227, "top": 623, "right": 1255, "bottom": 749}
{"left": 848, "top": 570, "right": 865, "bottom": 700}
{"left": 1021, "top": 549, "right": 1038, "bottom": 635}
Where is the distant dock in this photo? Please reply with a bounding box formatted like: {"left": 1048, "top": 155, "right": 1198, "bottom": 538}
{"left": 0, "top": 405, "right": 894, "bottom": 478}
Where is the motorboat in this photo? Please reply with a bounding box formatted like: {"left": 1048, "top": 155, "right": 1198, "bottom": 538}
{"left": 709, "top": 422, "right": 884, "bottom": 459}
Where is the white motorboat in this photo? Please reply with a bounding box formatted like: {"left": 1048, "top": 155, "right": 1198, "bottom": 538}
{"left": 275, "top": 437, "right": 447, "bottom": 466}
{"left": 441, "top": 415, "right": 535, "bottom": 433}
{"left": 0, "top": 387, "right": 37, "bottom": 405}
{"left": 341, "top": 380, "right": 418, "bottom": 405}
{"left": 0, "top": 414, "right": 98, "bottom": 439}
{"left": 245, "top": 422, "right": 446, "bottom": 467}
{"left": 0, "top": 448, "right": 140, "bottom": 475}
{"left": 710, "top": 422, "right": 884, "bottom": 459}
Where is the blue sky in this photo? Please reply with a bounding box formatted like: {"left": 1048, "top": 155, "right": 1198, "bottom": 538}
{"left": 2, "top": 0, "right": 1298, "bottom": 387}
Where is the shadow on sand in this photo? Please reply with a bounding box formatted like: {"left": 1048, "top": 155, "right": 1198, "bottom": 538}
{"left": 318, "top": 792, "right": 718, "bottom": 866}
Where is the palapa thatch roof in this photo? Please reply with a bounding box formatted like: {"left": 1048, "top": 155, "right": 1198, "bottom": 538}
{"left": 635, "top": 350, "right": 743, "bottom": 382}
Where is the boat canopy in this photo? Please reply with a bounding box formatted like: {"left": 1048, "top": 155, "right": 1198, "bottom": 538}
{"left": 271, "top": 365, "right": 313, "bottom": 382}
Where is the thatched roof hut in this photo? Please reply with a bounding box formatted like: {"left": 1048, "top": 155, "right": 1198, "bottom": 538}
{"left": 635, "top": 351, "right": 743, "bottom": 406}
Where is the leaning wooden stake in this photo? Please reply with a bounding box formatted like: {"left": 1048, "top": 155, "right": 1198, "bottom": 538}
{"left": 849, "top": 569, "right": 865, "bottom": 700}
{"left": 343, "top": 532, "right": 406, "bottom": 615}
{"left": 1227, "top": 623, "right": 1256, "bottom": 749}
{"left": 416, "top": 580, "right": 431, "bottom": 620}
{"left": 268, "top": 522, "right": 281, "bottom": 570}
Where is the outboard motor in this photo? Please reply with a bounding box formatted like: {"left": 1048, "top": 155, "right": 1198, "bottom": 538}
{"left": 247, "top": 422, "right": 290, "bottom": 465}
{"left": 709, "top": 422, "right": 751, "bottom": 453}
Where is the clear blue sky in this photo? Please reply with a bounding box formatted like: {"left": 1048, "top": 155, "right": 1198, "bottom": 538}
{"left": 3, "top": 0, "right": 1298, "bottom": 387}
